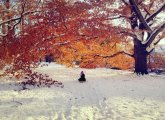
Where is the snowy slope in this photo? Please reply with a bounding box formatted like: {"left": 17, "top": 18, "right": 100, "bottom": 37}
{"left": 0, "top": 63, "right": 165, "bottom": 120}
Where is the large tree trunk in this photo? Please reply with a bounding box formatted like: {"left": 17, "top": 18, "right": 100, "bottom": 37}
{"left": 130, "top": 8, "right": 149, "bottom": 75}
{"left": 134, "top": 39, "right": 148, "bottom": 74}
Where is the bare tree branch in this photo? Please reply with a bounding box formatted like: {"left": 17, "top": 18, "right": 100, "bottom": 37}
{"left": 0, "top": 10, "right": 41, "bottom": 26}
{"left": 146, "top": 2, "right": 165, "bottom": 23}
{"left": 106, "top": 15, "right": 130, "bottom": 20}
{"left": 0, "top": 10, "right": 41, "bottom": 37}
{"left": 148, "top": 0, "right": 155, "bottom": 10}
{"left": 154, "top": 37, "right": 164, "bottom": 46}
{"left": 148, "top": 48, "right": 154, "bottom": 54}
{"left": 117, "top": 31, "right": 138, "bottom": 39}
{"left": 0, "top": 17, "right": 21, "bottom": 26}
{"left": 37, "top": 0, "right": 42, "bottom": 6}
{"left": 129, "top": 0, "right": 152, "bottom": 32}
{"left": 140, "top": 5, "right": 151, "bottom": 18}
{"left": 142, "top": 0, "right": 154, "bottom": 19}
{"left": 148, "top": 37, "right": 163, "bottom": 54}
{"left": 138, "top": 0, "right": 143, "bottom": 5}
{"left": 8, "top": 1, "right": 27, "bottom": 32}
{"left": 146, "top": 22, "right": 165, "bottom": 48}
{"left": 94, "top": 51, "right": 134, "bottom": 58}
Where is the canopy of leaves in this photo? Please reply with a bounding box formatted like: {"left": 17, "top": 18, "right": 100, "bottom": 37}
{"left": 0, "top": 0, "right": 164, "bottom": 77}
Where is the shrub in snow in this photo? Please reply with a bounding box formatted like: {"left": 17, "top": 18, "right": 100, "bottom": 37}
{"left": 20, "top": 72, "right": 63, "bottom": 89}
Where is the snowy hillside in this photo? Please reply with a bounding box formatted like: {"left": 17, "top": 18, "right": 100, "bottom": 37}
{"left": 0, "top": 63, "right": 165, "bottom": 120}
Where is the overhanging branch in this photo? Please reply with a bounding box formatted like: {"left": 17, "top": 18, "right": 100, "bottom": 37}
{"left": 0, "top": 10, "right": 41, "bottom": 37}
{"left": 117, "top": 30, "right": 137, "bottom": 39}
{"left": 94, "top": 51, "right": 134, "bottom": 58}
{"left": 0, "top": 10, "right": 41, "bottom": 26}
{"left": 146, "top": 3, "right": 165, "bottom": 23}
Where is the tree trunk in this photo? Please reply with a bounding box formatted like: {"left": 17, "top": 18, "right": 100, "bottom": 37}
{"left": 134, "top": 39, "right": 148, "bottom": 74}
{"left": 130, "top": 8, "right": 149, "bottom": 75}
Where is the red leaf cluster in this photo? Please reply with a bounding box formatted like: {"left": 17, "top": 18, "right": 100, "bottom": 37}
{"left": 20, "top": 72, "right": 63, "bottom": 88}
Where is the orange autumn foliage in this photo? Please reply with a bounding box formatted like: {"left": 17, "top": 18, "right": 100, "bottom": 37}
{"left": 54, "top": 39, "right": 134, "bottom": 70}
{"left": 0, "top": 0, "right": 137, "bottom": 77}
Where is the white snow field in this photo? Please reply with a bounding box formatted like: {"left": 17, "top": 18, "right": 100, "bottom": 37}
{"left": 0, "top": 63, "right": 165, "bottom": 120}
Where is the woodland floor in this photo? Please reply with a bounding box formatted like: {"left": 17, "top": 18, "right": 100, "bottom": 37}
{"left": 0, "top": 63, "right": 165, "bottom": 120}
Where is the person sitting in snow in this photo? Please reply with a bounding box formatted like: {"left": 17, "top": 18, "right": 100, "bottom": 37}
{"left": 78, "top": 71, "right": 86, "bottom": 82}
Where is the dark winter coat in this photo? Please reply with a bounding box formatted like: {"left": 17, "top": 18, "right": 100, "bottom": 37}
{"left": 78, "top": 72, "right": 86, "bottom": 82}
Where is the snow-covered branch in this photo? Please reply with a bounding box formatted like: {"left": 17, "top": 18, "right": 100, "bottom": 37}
{"left": 129, "top": 0, "right": 152, "bottom": 32}
{"left": 146, "top": 22, "right": 165, "bottom": 48}
{"left": 147, "top": 37, "right": 164, "bottom": 54}
{"left": 107, "top": 15, "right": 130, "bottom": 20}
{"left": 146, "top": 3, "right": 165, "bottom": 23}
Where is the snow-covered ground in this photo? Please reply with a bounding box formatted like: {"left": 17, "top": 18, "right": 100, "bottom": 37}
{"left": 0, "top": 63, "right": 165, "bottom": 120}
